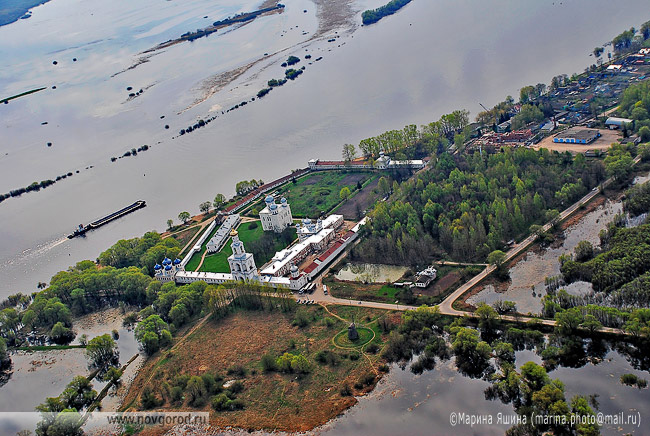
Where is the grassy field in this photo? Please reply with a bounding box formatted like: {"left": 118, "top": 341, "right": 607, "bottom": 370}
{"left": 199, "top": 224, "right": 263, "bottom": 273}
{"left": 185, "top": 222, "right": 297, "bottom": 273}
{"left": 184, "top": 223, "right": 222, "bottom": 271}
{"left": 124, "top": 305, "right": 396, "bottom": 432}
{"left": 245, "top": 172, "right": 375, "bottom": 218}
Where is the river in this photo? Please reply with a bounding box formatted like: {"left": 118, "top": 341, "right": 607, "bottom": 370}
{"left": 1, "top": 0, "right": 648, "bottom": 299}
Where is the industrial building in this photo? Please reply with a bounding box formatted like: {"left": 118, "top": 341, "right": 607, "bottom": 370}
{"left": 553, "top": 128, "right": 601, "bottom": 144}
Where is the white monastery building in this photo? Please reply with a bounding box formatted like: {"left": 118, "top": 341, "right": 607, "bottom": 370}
{"left": 259, "top": 195, "right": 293, "bottom": 233}
{"left": 156, "top": 214, "right": 364, "bottom": 292}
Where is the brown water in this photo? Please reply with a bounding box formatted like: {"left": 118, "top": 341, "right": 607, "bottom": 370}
{"left": 335, "top": 263, "right": 408, "bottom": 283}
{"left": 0, "top": 308, "right": 142, "bottom": 415}
{"left": 468, "top": 199, "right": 624, "bottom": 314}
{"left": 1, "top": 0, "right": 648, "bottom": 299}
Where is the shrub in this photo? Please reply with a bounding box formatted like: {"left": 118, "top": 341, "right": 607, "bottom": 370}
{"left": 366, "top": 343, "right": 380, "bottom": 354}
{"left": 315, "top": 350, "right": 339, "bottom": 366}
{"left": 227, "top": 365, "right": 247, "bottom": 377}
{"left": 261, "top": 354, "right": 277, "bottom": 372}
{"left": 170, "top": 386, "right": 183, "bottom": 403}
{"left": 211, "top": 393, "right": 229, "bottom": 411}
{"left": 141, "top": 387, "right": 162, "bottom": 409}
{"left": 340, "top": 383, "right": 352, "bottom": 396}
{"left": 348, "top": 351, "right": 360, "bottom": 361}
{"left": 248, "top": 221, "right": 258, "bottom": 230}
{"left": 292, "top": 309, "right": 310, "bottom": 328}
{"left": 360, "top": 373, "right": 375, "bottom": 387}
{"left": 228, "top": 380, "right": 244, "bottom": 394}
{"left": 324, "top": 317, "right": 335, "bottom": 328}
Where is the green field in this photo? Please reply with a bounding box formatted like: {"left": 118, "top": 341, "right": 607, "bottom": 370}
{"left": 246, "top": 171, "right": 375, "bottom": 218}
{"left": 184, "top": 222, "right": 223, "bottom": 271}
{"left": 186, "top": 222, "right": 298, "bottom": 273}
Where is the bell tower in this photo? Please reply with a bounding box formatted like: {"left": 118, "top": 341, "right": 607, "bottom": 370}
{"left": 227, "top": 229, "right": 259, "bottom": 281}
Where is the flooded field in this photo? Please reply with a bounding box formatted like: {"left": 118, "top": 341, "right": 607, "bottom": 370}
{"left": 316, "top": 343, "right": 650, "bottom": 436}
{"left": 0, "top": 307, "right": 143, "bottom": 418}
{"left": 468, "top": 198, "right": 623, "bottom": 314}
{"left": 1, "top": 0, "right": 648, "bottom": 299}
{"left": 335, "top": 263, "right": 408, "bottom": 283}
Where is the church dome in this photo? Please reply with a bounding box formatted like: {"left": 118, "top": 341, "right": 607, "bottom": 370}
{"left": 230, "top": 228, "right": 238, "bottom": 237}
{"left": 281, "top": 197, "right": 287, "bottom": 203}
{"left": 154, "top": 264, "right": 162, "bottom": 270}
{"left": 265, "top": 195, "right": 274, "bottom": 203}
{"left": 164, "top": 265, "right": 172, "bottom": 271}
{"left": 173, "top": 258, "right": 181, "bottom": 265}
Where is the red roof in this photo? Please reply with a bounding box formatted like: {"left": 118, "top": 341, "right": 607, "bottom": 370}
{"left": 317, "top": 241, "right": 343, "bottom": 262}
{"left": 304, "top": 262, "right": 318, "bottom": 274}
{"left": 224, "top": 168, "right": 309, "bottom": 213}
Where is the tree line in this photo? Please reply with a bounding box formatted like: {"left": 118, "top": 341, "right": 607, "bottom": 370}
{"left": 361, "top": 0, "right": 412, "bottom": 25}
{"left": 353, "top": 147, "right": 605, "bottom": 266}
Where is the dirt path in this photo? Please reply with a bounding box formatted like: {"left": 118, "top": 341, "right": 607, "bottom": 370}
{"left": 194, "top": 248, "right": 209, "bottom": 272}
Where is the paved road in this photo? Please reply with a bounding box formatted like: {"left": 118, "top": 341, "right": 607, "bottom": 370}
{"left": 304, "top": 158, "right": 640, "bottom": 337}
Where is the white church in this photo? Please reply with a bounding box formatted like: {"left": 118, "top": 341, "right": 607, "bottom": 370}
{"left": 259, "top": 195, "right": 293, "bottom": 233}
{"left": 155, "top": 228, "right": 309, "bottom": 291}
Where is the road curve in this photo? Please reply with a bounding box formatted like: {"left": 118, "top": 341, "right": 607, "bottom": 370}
{"left": 306, "top": 157, "right": 640, "bottom": 338}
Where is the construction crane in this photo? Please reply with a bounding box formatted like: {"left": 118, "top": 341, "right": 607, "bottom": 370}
{"left": 479, "top": 102, "right": 499, "bottom": 131}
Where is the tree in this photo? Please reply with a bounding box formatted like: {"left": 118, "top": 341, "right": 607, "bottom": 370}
{"left": 213, "top": 193, "right": 226, "bottom": 210}
{"left": 186, "top": 376, "right": 206, "bottom": 405}
{"left": 580, "top": 314, "right": 602, "bottom": 334}
{"left": 642, "top": 20, "right": 650, "bottom": 40}
{"left": 574, "top": 240, "right": 594, "bottom": 261}
{"left": 85, "top": 334, "right": 119, "bottom": 370}
{"left": 340, "top": 186, "right": 351, "bottom": 201}
{"left": 488, "top": 249, "right": 506, "bottom": 268}
{"left": 103, "top": 367, "right": 123, "bottom": 385}
{"left": 545, "top": 209, "right": 560, "bottom": 230}
{"left": 555, "top": 307, "right": 584, "bottom": 335}
{"left": 135, "top": 315, "right": 172, "bottom": 355}
{"left": 476, "top": 302, "right": 500, "bottom": 334}
{"left": 639, "top": 126, "right": 650, "bottom": 143}
{"left": 593, "top": 47, "right": 604, "bottom": 57}
{"left": 604, "top": 145, "right": 634, "bottom": 182}
{"left": 167, "top": 219, "right": 174, "bottom": 230}
{"left": 378, "top": 176, "right": 391, "bottom": 196}
{"left": 0, "top": 337, "right": 9, "bottom": 370}
{"left": 342, "top": 143, "right": 357, "bottom": 163}
{"left": 49, "top": 322, "right": 74, "bottom": 345}
{"left": 199, "top": 201, "right": 211, "bottom": 215}
{"left": 60, "top": 376, "right": 97, "bottom": 410}
{"left": 178, "top": 211, "right": 190, "bottom": 224}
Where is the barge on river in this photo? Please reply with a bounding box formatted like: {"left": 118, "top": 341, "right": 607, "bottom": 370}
{"left": 68, "top": 200, "right": 146, "bottom": 239}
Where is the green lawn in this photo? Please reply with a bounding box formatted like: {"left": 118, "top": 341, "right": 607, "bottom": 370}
{"left": 245, "top": 171, "right": 375, "bottom": 218}
{"left": 198, "top": 223, "right": 297, "bottom": 273}
{"left": 184, "top": 222, "right": 222, "bottom": 271}
{"left": 376, "top": 285, "right": 400, "bottom": 301}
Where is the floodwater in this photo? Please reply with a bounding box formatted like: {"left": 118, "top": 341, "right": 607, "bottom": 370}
{"left": 1, "top": 0, "right": 648, "bottom": 299}
{"left": 0, "top": 307, "right": 142, "bottom": 419}
{"left": 468, "top": 198, "right": 624, "bottom": 314}
{"left": 317, "top": 345, "right": 650, "bottom": 436}
{"left": 335, "top": 262, "right": 408, "bottom": 283}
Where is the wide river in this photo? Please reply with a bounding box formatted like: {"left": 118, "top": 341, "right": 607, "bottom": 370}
{"left": 0, "top": 0, "right": 647, "bottom": 299}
